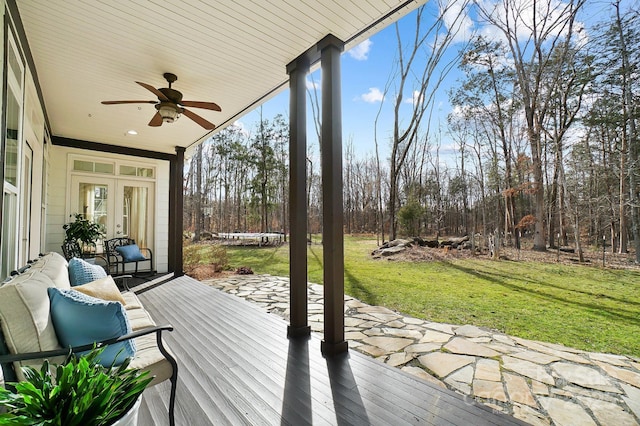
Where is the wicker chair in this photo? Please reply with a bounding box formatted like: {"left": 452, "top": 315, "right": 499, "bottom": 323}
{"left": 104, "top": 237, "right": 153, "bottom": 276}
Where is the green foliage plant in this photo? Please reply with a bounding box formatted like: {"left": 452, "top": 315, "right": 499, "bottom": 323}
{"left": 63, "top": 213, "right": 104, "bottom": 248}
{"left": 0, "top": 347, "right": 152, "bottom": 426}
{"left": 398, "top": 199, "right": 423, "bottom": 237}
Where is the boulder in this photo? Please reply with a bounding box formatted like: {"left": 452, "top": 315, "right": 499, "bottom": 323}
{"left": 379, "top": 245, "right": 407, "bottom": 256}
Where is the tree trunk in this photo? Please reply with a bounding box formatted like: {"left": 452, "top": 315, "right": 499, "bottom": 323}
{"left": 194, "top": 144, "right": 203, "bottom": 241}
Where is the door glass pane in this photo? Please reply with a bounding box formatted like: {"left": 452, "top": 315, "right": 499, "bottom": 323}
{"left": 123, "top": 186, "right": 148, "bottom": 247}
{"left": 4, "top": 89, "right": 20, "bottom": 187}
{"left": 7, "top": 44, "right": 23, "bottom": 86}
{"left": 21, "top": 147, "right": 33, "bottom": 263}
{"left": 77, "top": 183, "right": 108, "bottom": 232}
{"left": 1, "top": 192, "right": 18, "bottom": 278}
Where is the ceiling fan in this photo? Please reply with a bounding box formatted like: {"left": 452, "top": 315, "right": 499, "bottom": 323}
{"left": 101, "top": 73, "right": 221, "bottom": 130}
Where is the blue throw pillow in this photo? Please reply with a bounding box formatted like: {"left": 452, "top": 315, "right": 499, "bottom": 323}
{"left": 115, "top": 244, "right": 146, "bottom": 262}
{"left": 68, "top": 257, "right": 107, "bottom": 286}
{"left": 47, "top": 288, "right": 135, "bottom": 366}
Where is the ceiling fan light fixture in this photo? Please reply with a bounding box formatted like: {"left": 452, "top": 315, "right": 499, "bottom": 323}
{"left": 158, "top": 104, "right": 179, "bottom": 123}
{"left": 102, "top": 73, "right": 220, "bottom": 129}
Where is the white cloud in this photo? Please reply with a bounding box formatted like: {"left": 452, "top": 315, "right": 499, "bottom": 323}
{"left": 232, "top": 120, "right": 250, "bottom": 137}
{"left": 306, "top": 78, "right": 319, "bottom": 90}
{"left": 441, "top": 0, "right": 474, "bottom": 43}
{"left": 360, "top": 87, "right": 384, "bottom": 103}
{"left": 348, "top": 39, "right": 372, "bottom": 60}
{"left": 404, "top": 90, "right": 424, "bottom": 105}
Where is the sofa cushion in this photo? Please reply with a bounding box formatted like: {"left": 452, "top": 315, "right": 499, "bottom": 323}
{"left": 126, "top": 307, "right": 156, "bottom": 331}
{"left": 68, "top": 257, "right": 107, "bottom": 286}
{"left": 48, "top": 288, "right": 135, "bottom": 366}
{"left": 0, "top": 270, "right": 63, "bottom": 379}
{"left": 115, "top": 244, "right": 146, "bottom": 262}
{"left": 129, "top": 333, "right": 174, "bottom": 387}
{"left": 28, "top": 252, "right": 71, "bottom": 289}
{"left": 73, "top": 276, "right": 126, "bottom": 305}
{"left": 121, "top": 292, "right": 143, "bottom": 310}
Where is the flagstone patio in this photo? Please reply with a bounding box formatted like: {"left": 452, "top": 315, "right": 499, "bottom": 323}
{"left": 203, "top": 274, "right": 640, "bottom": 426}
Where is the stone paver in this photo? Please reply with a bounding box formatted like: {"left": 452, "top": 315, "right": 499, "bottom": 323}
{"left": 504, "top": 373, "right": 537, "bottom": 407}
{"left": 444, "top": 337, "right": 500, "bottom": 358}
{"left": 473, "top": 378, "right": 508, "bottom": 402}
{"left": 538, "top": 397, "right": 597, "bottom": 426}
{"left": 577, "top": 396, "right": 639, "bottom": 426}
{"left": 502, "top": 356, "right": 556, "bottom": 385}
{"left": 418, "top": 352, "right": 475, "bottom": 378}
{"left": 475, "top": 359, "right": 502, "bottom": 382}
{"left": 552, "top": 362, "right": 621, "bottom": 393}
{"left": 204, "top": 274, "right": 640, "bottom": 426}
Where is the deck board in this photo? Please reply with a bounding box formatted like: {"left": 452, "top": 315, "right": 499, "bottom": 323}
{"left": 136, "top": 276, "right": 526, "bottom": 426}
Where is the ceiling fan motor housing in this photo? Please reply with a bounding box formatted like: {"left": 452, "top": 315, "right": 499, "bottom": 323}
{"left": 156, "top": 102, "right": 182, "bottom": 123}
{"left": 159, "top": 87, "right": 183, "bottom": 104}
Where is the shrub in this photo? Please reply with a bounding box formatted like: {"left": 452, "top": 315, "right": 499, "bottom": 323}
{"left": 183, "top": 243, "right": 229, "bottom": 274}
{"left": 398, "top": 199, "right": 424, "bottom": 237}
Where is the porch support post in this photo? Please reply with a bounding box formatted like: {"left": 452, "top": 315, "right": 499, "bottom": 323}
{"left": 319, "top": 35, "right": 348, "bottom": 357}
{"left": 168, "top": 146, "right": 185, "bottom": 276}
{"left": 286, "top": 55, "right": 311, "bottom": 338}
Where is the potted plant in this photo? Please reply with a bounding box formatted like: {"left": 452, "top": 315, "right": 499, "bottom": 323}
{"left": 0, "top": 347, "right": 152, "bottom": 425}
{"left": 63, "top": 213, "right": 105, "bottom": 254}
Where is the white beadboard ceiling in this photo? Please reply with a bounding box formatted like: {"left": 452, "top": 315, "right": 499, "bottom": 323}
{"left": 15, "top": 0, "right": 423, "bottom": 155}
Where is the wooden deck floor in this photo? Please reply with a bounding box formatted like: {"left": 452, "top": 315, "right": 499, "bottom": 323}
{"left": 135, "top": 276, "right": 526, "bottom": 426}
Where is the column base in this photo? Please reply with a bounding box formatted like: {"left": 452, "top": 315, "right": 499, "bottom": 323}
{"left": 321, "top": 340, "right": 349, "bottom": 357}
{"left": 287, "top": 325, "right": 311, "bottom": 338}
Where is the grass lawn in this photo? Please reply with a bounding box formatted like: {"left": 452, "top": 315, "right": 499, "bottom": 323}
{"left": 224, "top": 235, "right": 640, "bottom": 358}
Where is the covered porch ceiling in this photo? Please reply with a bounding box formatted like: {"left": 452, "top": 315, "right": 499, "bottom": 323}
{"left": 15, "top": 0, "right": 422, "bottom": 155}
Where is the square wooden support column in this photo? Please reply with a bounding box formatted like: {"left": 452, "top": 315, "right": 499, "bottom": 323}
{"left": 169, "top": 146, "right": 185, "bottom": 276}
{"left": 319, "top": 35, "right": 348, "bottom": 357}
{"left": 287, "top": 56, "right": 311, "bottom": 338}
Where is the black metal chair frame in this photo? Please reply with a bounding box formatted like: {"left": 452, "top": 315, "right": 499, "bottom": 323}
{"left": 104, "top": 237, "right": 154, "bottom": 277}
{"left": 61, "top": 240, "right": 83, "bottom": 260}
{"left": 61, "top": 240, "right": 109, "bottom": 273}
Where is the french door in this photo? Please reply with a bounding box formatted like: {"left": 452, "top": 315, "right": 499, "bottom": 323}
{"left": 70, "top": 176, "right": 154, "bottom": 252}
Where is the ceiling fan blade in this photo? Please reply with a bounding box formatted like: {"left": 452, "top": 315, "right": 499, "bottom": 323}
{"left": 182, "top": 108, "right": 216, "bottom": 130}
{"left": 148, "top": 112, "right": 163, "bottom": 127}
{"left": 180, "top": 100, "right": 222, "bottom": 112}
{"left": 136, "top": 81, "right": 170, "bottom": 102}
{"left": 101, "top": 100, "right": 156, "bottom": 105}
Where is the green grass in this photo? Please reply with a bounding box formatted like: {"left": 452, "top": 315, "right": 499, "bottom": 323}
{"left": 226, "top": 235, "right": 640, "bottom": 358}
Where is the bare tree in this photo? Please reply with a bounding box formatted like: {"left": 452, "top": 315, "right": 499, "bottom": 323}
{"left": 475, "top": 0, "right": 587, "bottom": 250}
{"left": 385, "top": 1, "right": 471, "bottom": 240}
{"left": 613, "top": 1, "right": 640, "bottom": 260}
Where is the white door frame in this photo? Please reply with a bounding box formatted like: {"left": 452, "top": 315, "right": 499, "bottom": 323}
{"left": 68, "top": 175, "right": 155, "bottom": 251}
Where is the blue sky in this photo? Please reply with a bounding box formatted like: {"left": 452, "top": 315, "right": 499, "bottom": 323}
{"left": 237, "top": 0, "right": 635, "bottom": 164}
{"left": 238, "top": 5, "right": 448, "bottom": 162}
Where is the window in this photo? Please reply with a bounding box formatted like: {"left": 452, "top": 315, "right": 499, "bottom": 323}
{"left": 73, "top": 160, "right": 114, "bottom": 174}
{"left": 1, "top": 36, "right": 24, "bottom": 278}
{"left": 119, "top": 165, "right": 154, "bottom": 178}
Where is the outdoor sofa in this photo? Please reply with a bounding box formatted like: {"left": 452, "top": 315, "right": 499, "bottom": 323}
{"left": 0, "top": 252, "right": 177, "bottom": 425}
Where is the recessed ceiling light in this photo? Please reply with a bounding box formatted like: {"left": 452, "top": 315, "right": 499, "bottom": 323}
{"left": 127, "top": 130, "right": 138, "bottom": 135}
